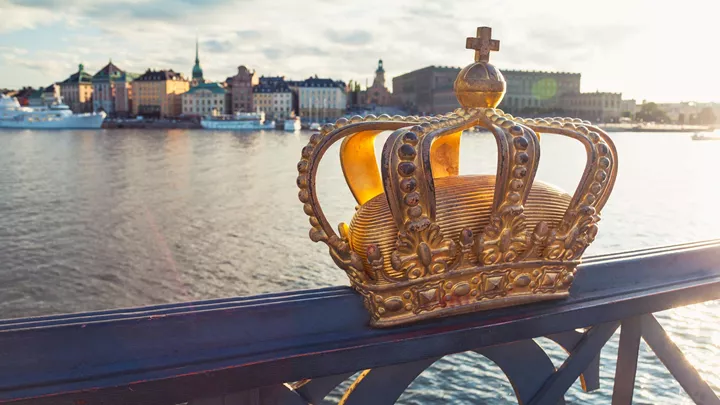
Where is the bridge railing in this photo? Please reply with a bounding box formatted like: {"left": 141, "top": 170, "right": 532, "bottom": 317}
{"left": 1, "top": 240, "right": 719, "bottom": 405}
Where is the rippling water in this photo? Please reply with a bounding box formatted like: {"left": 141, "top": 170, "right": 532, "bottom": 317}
{"left": 0, "top": 129, "right": 718, "bottom": 403}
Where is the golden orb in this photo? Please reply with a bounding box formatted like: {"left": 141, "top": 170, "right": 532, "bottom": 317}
{"left": 454, "top": 62, "right": 506, "bottom": 109}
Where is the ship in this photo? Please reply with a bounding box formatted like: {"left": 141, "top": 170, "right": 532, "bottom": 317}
{"left": 200, "top": 111, "right": 275, "bottom": 130}
{"left": 691, "top": 132, "right": 720, "bottom": 141}
{"left": 284, "top": 116, "right": 301, "bottom": 131}
{"left": 0, "top": 94, "right": 106, "bottom": 129}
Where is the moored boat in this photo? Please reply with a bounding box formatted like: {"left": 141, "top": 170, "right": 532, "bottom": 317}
{"left": 0, "top": 94, "right": 106, "bottom": 129}
{"left": 201, "top": 111, "right": 275, "bottom": 130}
{"left": 691, "top": 132, "right": 720, "bottom": 141}
{"left": 284, "top": 117, "right": 301, "bottom": 131}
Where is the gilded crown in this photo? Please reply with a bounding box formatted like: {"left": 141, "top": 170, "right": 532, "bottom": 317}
{"left": 297, "top": 27, "right": 618, "bottom": 327}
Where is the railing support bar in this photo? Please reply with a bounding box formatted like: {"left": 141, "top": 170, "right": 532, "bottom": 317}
{"left": 641, "top": 314, "right": 720, "bottom": 405}
{"left": 528, "top": 322, "right": 619, "bottom": 405}
{"left": 611, "top": 316, "right": 642, "bottom": 405}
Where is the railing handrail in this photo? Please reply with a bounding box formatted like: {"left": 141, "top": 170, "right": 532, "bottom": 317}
{"left": 1, "top": 240, "right": 720, "bottom": 404}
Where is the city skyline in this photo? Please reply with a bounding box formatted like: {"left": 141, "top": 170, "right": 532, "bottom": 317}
{"left": 1, "top": 0, "right": 718, "bottom": 103}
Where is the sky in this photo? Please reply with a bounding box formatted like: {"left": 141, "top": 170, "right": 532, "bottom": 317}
{"left": 0, "top": 0, "right": 718, "bottom": 103}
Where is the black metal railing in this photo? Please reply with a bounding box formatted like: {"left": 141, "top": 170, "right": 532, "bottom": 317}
{"left": 1, "top": 241, "right": 719, "bottom": 405}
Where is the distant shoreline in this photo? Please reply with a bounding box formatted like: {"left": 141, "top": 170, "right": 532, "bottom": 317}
{"left": 98, "top": 120, "right": 715, "bottom": 133}
{"left": 598, "top": 123, "right": 713, "bottom": 133}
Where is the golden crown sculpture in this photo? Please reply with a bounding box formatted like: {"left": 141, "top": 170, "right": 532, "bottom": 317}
{"left": 297, "top": 27, "right": 618, "bottom": 327}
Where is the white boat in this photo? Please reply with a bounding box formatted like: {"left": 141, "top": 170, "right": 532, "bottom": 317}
{"left": 284, "top": 117, "right": 301, "bottom": 131}
{"left": 0, "top": 94, "right": 105, "bottom": 129}
{"left": 201, "top": 111, "right": 275, "bottom": 130}
{"left": 691, "top": 132, "right": 720, "bottom": 141}
{"left": 309, "top": 122, "right": 321, "bottom": 131}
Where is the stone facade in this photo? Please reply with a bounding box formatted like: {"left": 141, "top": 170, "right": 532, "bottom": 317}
{"left": 226, "top": 66, "right": 258, "bottom": 113}
{"left": 288, "top": 76, "right": 347, "bottom": 122}
{"left": 92, "top": 61, "right": 133, "bottom": 115}
{"left": 253, "top": 76, "right": 295, "bottom": 120}
{"left": 181, "top": 82, "right": 226, "bottom": 116}
{"left": 499, "top": 70, "right": 581, "bottom": 115}
{"left": 392, "top": 66, "right": 460, "bottom": 115}
{"left": 560, "top": 92, "right": 622, "bottom": 122}
{"left": 59, "top": 64, "right": 93, "bottom": 113}
{"left": 132, "top": 69, "right": 189, "bottom": 118}
{"left": 114, "top": 73, "right": 137, "bottom": 118}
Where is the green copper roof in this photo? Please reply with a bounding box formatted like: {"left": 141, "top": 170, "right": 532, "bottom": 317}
{"left": 62, "top": 64, "right": 93, "bottom": 84}
{"left": 185, "top": 82, "right": 225, "bottom": 95}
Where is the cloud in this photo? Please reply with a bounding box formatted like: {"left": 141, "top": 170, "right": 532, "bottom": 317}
{"left": 324, "top": 29, "right": 373, "bottom": 45}
{"left": 236, "top": 30, "right": 261, "bottom": 40}
{"left": 1, "top": 0, "right": 719, "bottom": 102}
{"left": 204, "top": 39, "right": 234, "bottom": 54}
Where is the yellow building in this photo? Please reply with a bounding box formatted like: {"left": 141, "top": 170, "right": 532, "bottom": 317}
{"left": 59, "top": 64, "right": 93, "bottom": 113}
{"left": 132, "top": 69, "right": 189, "bottom": 118}
{"left": 181, "top": 82, "right": 227, "bottom": 116}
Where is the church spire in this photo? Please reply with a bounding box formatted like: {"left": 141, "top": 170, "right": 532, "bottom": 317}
{"left": 191, "top": 36, "right": 204, "bottom": 85}
{"left": 195, "top": 36, "right": 199, "bottom": 65}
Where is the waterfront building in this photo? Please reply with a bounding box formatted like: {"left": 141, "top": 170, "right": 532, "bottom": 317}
{"left": 191, "top": 39, "right": 204, "bottom": 87}
{"left": 42, "top": 84, "right": 60, "bottom": 106}
{"left": 366, "top": 59, "right": 393, "bottom": 106}
{"left": 92, "top": 60, "right": 132, "bottom": 115}
{"left": 226, "top": 66, "right": 258, "bottom": 113}
{"left": 620, "top": 99, "right": 637, "bottom": 119}
{"left": 253, "top": 76, "right": 295, "bottom": 120}
{"left": 348, "top": 59, "right": 394, "bottom": 110}
{"left": 132, "top": 69, "right": 189, "bottom": 118}
{"left": 289, "top": 76, "right": 347, "bottom": 122}
{"left": 559, "top": 92, "right": 622, "bottom": 122}
{"left": 393, "top": 65, "right": 627, "bottom": 121}
{"left": 181, "top": 82, "right": 226, "bottom": 116}
{"left": 656, "top": 102, "right": 720, "bottom": 125}
{"left": 114, "top": 72, "right": 139, "bottom": 118}
{"left": 498, "top": 70, "right": 581, "bottom": 115}
{"left": 27, "top": 88, "right": 44, "bottom": 106}
{"left": 392, "top": 66, "right": 460, "bottom": 115}
{"left": 59, "top": 64, "right": 93, "bottom": 113}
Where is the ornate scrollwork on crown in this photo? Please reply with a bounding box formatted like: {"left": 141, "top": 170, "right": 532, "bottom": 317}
{"left": 474, "top": 109, "right": 542, "bottom": 265}
{"left": 501, "top": 114, "right": 618, "bottom": 261}
{"left": 297, "top": 113, "right": 472, "bottom": 283}
{"left": 297, "top": 114, "right": 424, "bottom": 284}
{"left": 383, "top": 123, "right": 454, "bottom": 279}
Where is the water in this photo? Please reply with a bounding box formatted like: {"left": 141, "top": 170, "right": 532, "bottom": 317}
{"left": 0, "top": 129, "right": 718, "bottom": 404}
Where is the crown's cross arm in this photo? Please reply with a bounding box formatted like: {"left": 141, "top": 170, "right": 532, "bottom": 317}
{"left": 466, "top": 26, "right": 500, "bottom": 63}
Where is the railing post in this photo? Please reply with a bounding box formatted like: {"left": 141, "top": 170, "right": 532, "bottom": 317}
{"left": 611, "top": 316, "right": 642, "bottom": 405}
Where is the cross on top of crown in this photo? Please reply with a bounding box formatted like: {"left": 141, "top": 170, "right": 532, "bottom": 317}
{"left": 466, "top": 27, "right": 500, "bottom": 63}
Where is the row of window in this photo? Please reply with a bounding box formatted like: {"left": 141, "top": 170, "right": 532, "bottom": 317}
{"left": 183, "top": 99, "right": 223, "bottom": 105}
{"left": 565, "top": 98, "right": 620, "bottom": 108}
{"left": 184, "top": 107, "right": 221, "bottom": 113}
{"left": 258, "top": 107, "right": 290, "bottom": 112}
{"left": 256, "top": 99, "right": 290, "bottom": 106}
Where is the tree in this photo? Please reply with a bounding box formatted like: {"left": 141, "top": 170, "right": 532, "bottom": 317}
{"left": 635, "top": 102, "right": 669, "bottom": 123}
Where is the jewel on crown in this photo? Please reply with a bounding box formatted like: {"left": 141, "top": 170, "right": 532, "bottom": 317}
{"left": 297, "top": 26, "right": 618, "bottom": 327}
